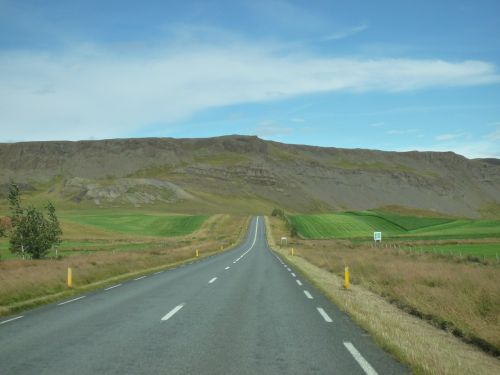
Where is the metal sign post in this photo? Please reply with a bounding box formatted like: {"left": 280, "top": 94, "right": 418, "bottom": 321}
{"left": 280, "top": 237, "right": 287, "bottom": 248}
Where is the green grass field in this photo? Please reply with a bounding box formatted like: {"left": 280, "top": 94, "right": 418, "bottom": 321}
{"left": 290, "top": 213, "right": 406, "bottom": 238}
{"left": 61, "top": 212, "right": 207, "bottom": 237}
{"left": 290, "top": 211, "right": 500, "bottom": 258}
{"left": 292, "top": 211, "right": 500, "bottom": 240}
{"left": 0, "top": 211, "right": 208, "bottom": 260}
{"left": 0, "top": 239, "right": 157, "bottom": 260}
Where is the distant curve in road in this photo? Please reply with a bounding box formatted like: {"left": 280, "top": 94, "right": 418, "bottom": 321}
{"left": 0, "top": 217, "right": 409, "bottom": 374}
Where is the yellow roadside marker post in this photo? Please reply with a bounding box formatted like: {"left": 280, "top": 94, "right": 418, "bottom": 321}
{"left": 196, "top": 250, "right": 199, "bottom": 258}
{"left": 345, "top": 266, "right": 349, "bottom": 290}
{"left": 67, "top": 267, "right": 73, "bottom": 288}
{"left": 291, "top": 248, "right": 294, "bottom": 256}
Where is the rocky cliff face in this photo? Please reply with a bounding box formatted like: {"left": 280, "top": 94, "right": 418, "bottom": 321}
{"left": 0, "top": 135, "right": 499, "bottom": 217}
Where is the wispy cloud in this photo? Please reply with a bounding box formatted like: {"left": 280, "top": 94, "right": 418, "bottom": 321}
{"left": 422, "top": 128, "right": 499, "bottom": 159}
{"left": 369, "top": 122, "right": 385, "bottom": 127}
{"left": 290, "top": 117, "right": 305, "bottom": 123}
{"left": 323, "top": 24, "right": 369, "bottom": 41}
{"left": 0, "top": 31, "right": 499, "bottom": 141}
{"left": 435, "top": 132, "right": 467, "bottom": 141}
{"left": 486, "top": 126, "right": 500, "bottom": 141}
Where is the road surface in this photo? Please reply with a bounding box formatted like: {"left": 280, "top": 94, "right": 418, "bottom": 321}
{"left": 0, "top": 217, "right": 409, "bottom": 374}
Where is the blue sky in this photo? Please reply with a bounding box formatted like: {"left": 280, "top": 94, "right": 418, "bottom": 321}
{"left": 0, "top": 0, "right": 499, "bottom": 158}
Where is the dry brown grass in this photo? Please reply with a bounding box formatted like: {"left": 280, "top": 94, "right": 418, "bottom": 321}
{"left": 266, "top": 216, "right": 500, "bottom": 375}
{"left": 0, "top": 214, "right": 249, "bottom": 315}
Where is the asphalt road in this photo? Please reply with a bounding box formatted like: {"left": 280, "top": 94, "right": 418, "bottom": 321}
{"left": 0, "top": 217, "right": 409, "bottom": 374}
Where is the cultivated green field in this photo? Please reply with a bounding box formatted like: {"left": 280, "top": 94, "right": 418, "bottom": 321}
{"left": 290, "top": 211, "right": 500, "bottom": 258}
{"left": 0, "top": 211, "right": 208, "bottom": 260}
{"left": 61, "top": 212, "right": 207, "bottom": 237}
{"left": 290, "top": 213, "right": 405, "bottom": 238}
{"left": 292, "top": 211, "right": 500, "bottom": 240}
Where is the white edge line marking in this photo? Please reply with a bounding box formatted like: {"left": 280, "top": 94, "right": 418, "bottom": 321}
{"left": 343, "top": 342, "right": 378, "bottom": 375}
{"left": 317, "top": 307, "right": 333, "bottom": 322}
{"left": 58, "top": 296, "right": 86, "bottom": 306}
{"left": 0, "top": 316, "right": 24, "bottom": 325}
{"left": 208, "top": 277, "right": 217, "bottom": 284}
{"left": 105, "top": 284, "right": 122, "bottom": 291}
{"left": 304, "top": 290, "right": 313, "bottom": 299}
{"left": 296, "top": 280, "right": 303, "bottom": 286}
{"left": 225, "top": 266, "right": 230, "bottom": 270}
{"left": 155, "top": 271, "right": 163, "bottom": 274}
{"left": 161, "top": 304, "right": 185, "bottom": 321}
{"left": 232, "top": 217, "right": 259, "bottom": 263}
{"left": 134, "top": 276, "right": 146, "bottom": 281}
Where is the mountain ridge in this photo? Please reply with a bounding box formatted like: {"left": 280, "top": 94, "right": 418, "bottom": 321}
{"left": 1, "top": 135, "right": 499, "bottom": 217}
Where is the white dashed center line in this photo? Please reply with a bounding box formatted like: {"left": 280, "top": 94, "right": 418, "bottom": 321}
{"left": 161, "top": 304, "right": 185, "bottom": 322}
{"left": 296, "top": 280, "right": 303, "bottom": 286}
{"left": 317, "top": 307, "right": 333, "bottom": 322}
{"left": 134, "top": 276, "right": 146, "bottom": 281}
{"left": 225, "top": 266, "right": 230, "bottom": 270}
{"left": 0, "top": 316, "right": 24, "bottom": 325}
{"left": 105, "top": 284, "right": 122, "bottom": 291}
{"left": 208, "top": 277, "right": 217, "bottom": 284}
{"left": 304, "top": 290, "right": 313, "bottom": 299}
{"left": 291, "top": 273, "right": 296, "bottom": 277}
{"left": 58, "top": 296, "right": 86, "bottom": 306}
{"left": 344, "top": 342, "right": 378, "bottom": 375}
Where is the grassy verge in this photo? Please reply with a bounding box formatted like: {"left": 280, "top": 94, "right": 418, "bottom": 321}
{"left": 0, "top": 214, "right": 249, "bottom": 316}
{"left": 266, "top": 216, "right": 500, "bottom": 375}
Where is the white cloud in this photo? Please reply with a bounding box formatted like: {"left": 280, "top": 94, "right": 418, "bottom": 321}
{"left": 369, "top": 122, "right": 385, "bottom": 127}
{"left": 0, "top": 36, "right": 499, "bottom": 141}
{"left": 290, "top": 117, "right": 305, "bottom": 123}
{"left": 323, "top": 24, "right": 369, "bottom": 41}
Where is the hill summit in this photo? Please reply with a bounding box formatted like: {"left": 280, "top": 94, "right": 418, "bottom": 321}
{"left": 0, "top": 135, "right": 499, "bottom": 217}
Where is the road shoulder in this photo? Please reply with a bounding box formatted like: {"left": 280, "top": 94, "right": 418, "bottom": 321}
{"left": 264, "top": 216, "right": 500, "bottom": 375}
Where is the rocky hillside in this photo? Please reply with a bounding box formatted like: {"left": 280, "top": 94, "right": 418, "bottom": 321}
{"left": 0, "top": 135, "right": 499, "bottom": 217}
